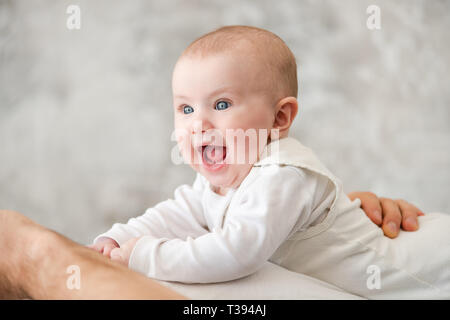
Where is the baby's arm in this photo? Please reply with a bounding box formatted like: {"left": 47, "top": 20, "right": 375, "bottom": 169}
{"left": 114, "top": 166, "right": 326, "bottom": 283}
{"left": 89, "top": 174, "right": 209, "bottom": 252}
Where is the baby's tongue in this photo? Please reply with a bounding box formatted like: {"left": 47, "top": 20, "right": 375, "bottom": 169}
{"left": 204, "top": 145, "right": 225, "bottom": 164}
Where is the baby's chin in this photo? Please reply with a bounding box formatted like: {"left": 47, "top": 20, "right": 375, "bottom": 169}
{"left": 193, "top": 162, "right": 252, "bottom": 192}
{"left": 193, "top": 165, "right": 231, "bottom": 185}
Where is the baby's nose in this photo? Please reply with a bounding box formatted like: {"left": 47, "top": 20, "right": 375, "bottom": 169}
{"left": 191, "top": 119, "right": 213, "bottom": 135}
{"left": 190, "top": 119, "right": 224, "bottom": 147}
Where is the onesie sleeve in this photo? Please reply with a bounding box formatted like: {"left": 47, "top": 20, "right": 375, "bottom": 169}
{"left": 92, "top": 173, "right": 209, "bottom": 246}
{"left": 127, "top": 165, "right": 333, "bottom": 283}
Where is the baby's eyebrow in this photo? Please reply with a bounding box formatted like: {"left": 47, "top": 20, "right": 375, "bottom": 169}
{"left": 173, "top": 94, "right": 190, "bottom": 100}
{"left": 207, "top": 86, "right": 239, "bottom": 99}
{"left": 174, "top": 87, "right": 240, "bottom": 102}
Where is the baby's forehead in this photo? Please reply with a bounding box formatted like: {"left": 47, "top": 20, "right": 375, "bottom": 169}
{"left": 173, "top": 38, "right": 278, "bottom": 84}
{"left": 181, "top": 37, "right": 272, "bottom": 68}
{"left": 176, "top": 48, "right": 264, "bottom": 73}
{"left": 172, "top": 52, "right": 271, "bottom": 94}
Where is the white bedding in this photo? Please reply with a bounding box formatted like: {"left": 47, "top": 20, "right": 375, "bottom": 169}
{"left": 156, "top": 262, "right": 364, "bottom": 300}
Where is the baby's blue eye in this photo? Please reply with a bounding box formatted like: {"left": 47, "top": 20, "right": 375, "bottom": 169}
{"left": 215, "top": 101, "right": 230, "bottom": 111}
{"left": 183, "top": 105, "right": 194, "bottom": 114}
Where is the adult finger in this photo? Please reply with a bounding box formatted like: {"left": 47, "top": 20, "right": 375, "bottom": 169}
{"left": 380, "top": 198, "right": 402, "bottom": 238}
{"left": 395, "top": 199, "right": 421, "bottom": 231}
{"left": 348, "top": 192, "right": 382, "bottom": 226}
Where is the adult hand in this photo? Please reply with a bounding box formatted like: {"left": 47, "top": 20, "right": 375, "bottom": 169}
{"left": 347, "top": 192, "right": 425, "bottom": 239}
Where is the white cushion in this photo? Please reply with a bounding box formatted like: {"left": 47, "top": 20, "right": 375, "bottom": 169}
{"left": 156, "top": 261, "right": 364, "bottom": 300}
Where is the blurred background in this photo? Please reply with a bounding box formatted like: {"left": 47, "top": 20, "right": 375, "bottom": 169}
{"left": 0, "top": 0, "right": 449, "bottom": 244}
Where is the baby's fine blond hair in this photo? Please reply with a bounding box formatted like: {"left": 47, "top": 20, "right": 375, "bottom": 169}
{"left": 181, "top": 25, "right": 298, "bottom": 99}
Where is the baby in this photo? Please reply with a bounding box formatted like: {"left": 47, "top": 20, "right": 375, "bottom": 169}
{"left": 90, "top": 26, "right": 450, "bottom": 299}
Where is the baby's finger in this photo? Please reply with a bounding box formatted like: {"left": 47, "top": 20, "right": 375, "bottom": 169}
{"left": 86, "top": 243, "right": 103, "bottom": 253}
{"left": 110, "top": 248, "right": 127, "bottom": 266}
{"left": 110, "top": 248, "right": 121, "bottom": 260}
{"left": 102, "top": 244, "right": 116, "bottom": 257}
{"left": 380, "top": 198, "right": 402, "bottom": 238}
{"left": 395, "top": 199, "right": 420, "bottom": 231}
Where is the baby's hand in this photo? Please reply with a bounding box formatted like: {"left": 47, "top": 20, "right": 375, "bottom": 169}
{"left": 86, "top": 237, "right": 119, "bottom": 258}
{"left": 110, "top": 237, "right": 141, "bottom": 267}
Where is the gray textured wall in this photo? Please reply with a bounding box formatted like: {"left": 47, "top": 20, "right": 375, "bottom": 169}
{"left": 1, "top": 0, "right": 449, "bottom": 244}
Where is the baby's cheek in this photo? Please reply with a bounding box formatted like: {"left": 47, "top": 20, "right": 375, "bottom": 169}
{"left": 174, "top": 127, "right": 188, "bottom": 144}
{"left": 178, "top": 141, "right": 198, "bottom": 166}
{"left": 225, "top": 126, "right": 268, "bottom": 164}
{"left": 173, "top": 130, "right": 191, "bottom": 161}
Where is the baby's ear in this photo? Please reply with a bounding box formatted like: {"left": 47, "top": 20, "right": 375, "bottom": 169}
{"left": 272, "top": 97, "right": 299, "bottom": 137}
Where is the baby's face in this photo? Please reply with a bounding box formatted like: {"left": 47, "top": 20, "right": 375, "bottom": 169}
{"left": 172, "top": 53, "right": 276, "bottom": 194}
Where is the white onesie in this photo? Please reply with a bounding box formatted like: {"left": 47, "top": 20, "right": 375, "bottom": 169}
{"left": 94, "top": 137, "right": 450, "bottom": 299}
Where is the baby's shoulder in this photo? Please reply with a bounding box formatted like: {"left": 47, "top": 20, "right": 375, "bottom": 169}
{"left": 244, "top": 164, "right": 328, "bottom": 191}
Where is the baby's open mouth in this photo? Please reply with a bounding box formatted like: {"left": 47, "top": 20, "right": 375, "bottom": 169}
{"left": 200, "top": 145, "right": 227, "bottom": 166}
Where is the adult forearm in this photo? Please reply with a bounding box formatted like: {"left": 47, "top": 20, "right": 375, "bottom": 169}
{"left": 0, "top": 210, "right": 186, "bottom": 299}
